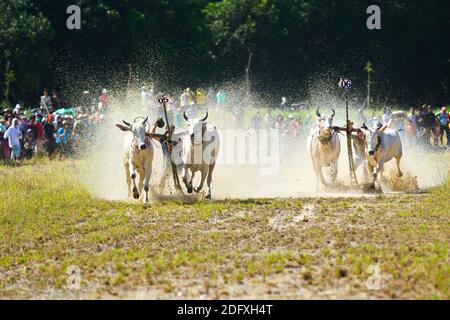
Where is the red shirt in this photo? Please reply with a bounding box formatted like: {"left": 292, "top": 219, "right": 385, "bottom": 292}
{"left": 99, "top": 94, "right": 109, "bottom": 105}
{"left": 34, "top": 121, "right": 44, "bottom": 139}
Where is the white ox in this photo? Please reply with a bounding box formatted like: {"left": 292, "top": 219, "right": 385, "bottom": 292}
{"left": 361, "top": 122, "right": 403, "bottom": 188}
{"left": 180, "top": 111, "right": 220, "bottom": 199}
{"left": 116, "top": 117, "right": 154, "bottom": 203}
{"left": 307, "top": 108, "right": 341, "bottom": 189}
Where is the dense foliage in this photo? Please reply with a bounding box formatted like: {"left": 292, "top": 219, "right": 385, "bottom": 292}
{"left": 1, "top": 0, "right": 449, "bottom": 106}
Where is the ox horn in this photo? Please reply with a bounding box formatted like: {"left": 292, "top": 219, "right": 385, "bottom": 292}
{"left": 201, "top": 111, "right": 208, "bottom": 122}
{"left": 376, "top": 122, "right": 383, "bottom": 131}
{"left": 183, "top": 111, "right": 189, "bottom": 121}
{"left": 331, "top": 109, "right": 335, "bottom": 117}
{"left": 316, "top": 108, "right": 321, "bottom": 118}
{"left": 361, "top": 122, "right": 368, "bottom": 130}
{"left": 123, "top": 120, "right": 131, "bottom": 127}
{"left": 142, "top": 116, "right": 148, "bottom": 123}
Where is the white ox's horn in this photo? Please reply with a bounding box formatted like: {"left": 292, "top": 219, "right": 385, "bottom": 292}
{"left": 376, "top": 122, "right": 383, "bottom": 131}
{"left": 201, "top": 111, "right": 208, "bottom": 122}
{"left": 361, "top": 122, "right": 368, "bottom": 130}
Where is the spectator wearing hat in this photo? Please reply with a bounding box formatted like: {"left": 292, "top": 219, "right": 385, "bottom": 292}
{"left": 13, "top": 103, "right": 22, "bottom": 116}
{"left": 419, "top": 105, "right": 438, "bottom": 146}
{"left": 2, "top": 108, "right": 12, "bottom": 118}
{"left": 33, "top": 114, "right": 45, "bottom": 156}
{"left": 279, "top": 97, "right": 288, "bottom": 109}
{"left": 196, "top": 89, "right": 206, "bottom": 105}
{"left": 56, "top": 120, "right": 69, "bottom": 159}
{"left": 4, "top": 118, "right": 22, "bottom": 162}
{"left": 186, "top": 88, "right": 196, "bottom": 103}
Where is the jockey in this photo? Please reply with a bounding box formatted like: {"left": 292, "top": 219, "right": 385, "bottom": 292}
{"left": 150, "top": 119, "right": 183, "bottom": 193}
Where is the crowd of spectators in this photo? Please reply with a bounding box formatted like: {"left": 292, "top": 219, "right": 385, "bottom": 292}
{"left": 1, "top": 86, "right": 448, "bottom": 165}
{"left": 0, "top": 89, "right": 109, "bottom": 164}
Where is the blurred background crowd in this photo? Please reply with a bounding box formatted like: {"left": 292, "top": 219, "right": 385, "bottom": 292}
{"left": 1, "top": 84, "right": 448, "bottom": 165}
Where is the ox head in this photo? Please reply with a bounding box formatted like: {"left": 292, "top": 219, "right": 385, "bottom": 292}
{"left": 361, "top": 122, "right": 387, "bottom": 156}
{"left": 183, "top": 111, "right": 208, "bottom": 145}
{"left": 116, "top": 116, "right": 149, "bottom": 150}
{"left": 316, "top": 108, "right": 336, "bottom": 136}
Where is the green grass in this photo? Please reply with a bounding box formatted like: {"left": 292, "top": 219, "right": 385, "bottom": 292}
{"left": 0, "top": 160, "right": 449, "bottom": 299}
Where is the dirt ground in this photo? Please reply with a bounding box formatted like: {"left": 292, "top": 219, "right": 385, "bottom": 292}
{"left": 0, "top": 160, "right": 448, "bottom": 299}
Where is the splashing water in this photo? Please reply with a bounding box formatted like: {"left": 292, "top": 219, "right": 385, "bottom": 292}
{"left": 77, "top": 82, "right": 449, "bottom": 201}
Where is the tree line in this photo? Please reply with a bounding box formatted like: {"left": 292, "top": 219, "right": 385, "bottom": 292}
{"left": 1, "top": 0, "right": 449, "bottom": 107}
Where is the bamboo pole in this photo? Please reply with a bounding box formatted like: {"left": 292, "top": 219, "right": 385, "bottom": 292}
{"left": 345, "top": 88, "right": 358, "bottom": 186}
{"left": 159, "top": 96, "right": 182, "bottom": 191}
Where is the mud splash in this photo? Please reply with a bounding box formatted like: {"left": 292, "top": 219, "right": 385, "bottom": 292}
{"left": 80, "top": 88, "right": 449, "bottom": 201}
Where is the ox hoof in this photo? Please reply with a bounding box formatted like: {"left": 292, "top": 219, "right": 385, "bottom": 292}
{"left": 397, "top": 172, "right": 403, "bottom": 178}
{"left": 193, "top": 187, "right": 202, "bottom": 193}
{"left": 206, "top": 193, "right": 211, "bottom": 199}
{"left": 132, "top": 188, "right": 139, "bottom": 199}
{"left": 187, "top": 188, "right": 193, "bottom": 194}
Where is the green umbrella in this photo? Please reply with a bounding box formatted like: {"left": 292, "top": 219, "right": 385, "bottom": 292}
{"left": 55, "top": 108, "right": 75, "bottom": 116}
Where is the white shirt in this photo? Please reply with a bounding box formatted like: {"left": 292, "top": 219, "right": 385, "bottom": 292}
{"left": 41, "top": 95, "right": 52, "bottom": 108}
{"left": 4, "top": 126, "right": 22, "bottom": 148}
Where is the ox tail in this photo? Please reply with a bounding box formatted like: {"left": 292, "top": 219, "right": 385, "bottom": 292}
{"left": 308, "top": 135, "right": 317, "bottom": 174}
{"left": 308, "top": 135, "right": 316, "bottom": 168}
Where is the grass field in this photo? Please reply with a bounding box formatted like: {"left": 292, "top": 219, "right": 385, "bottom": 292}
{"left": 0, "top": 159, "right": 448, "bottom": 299}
